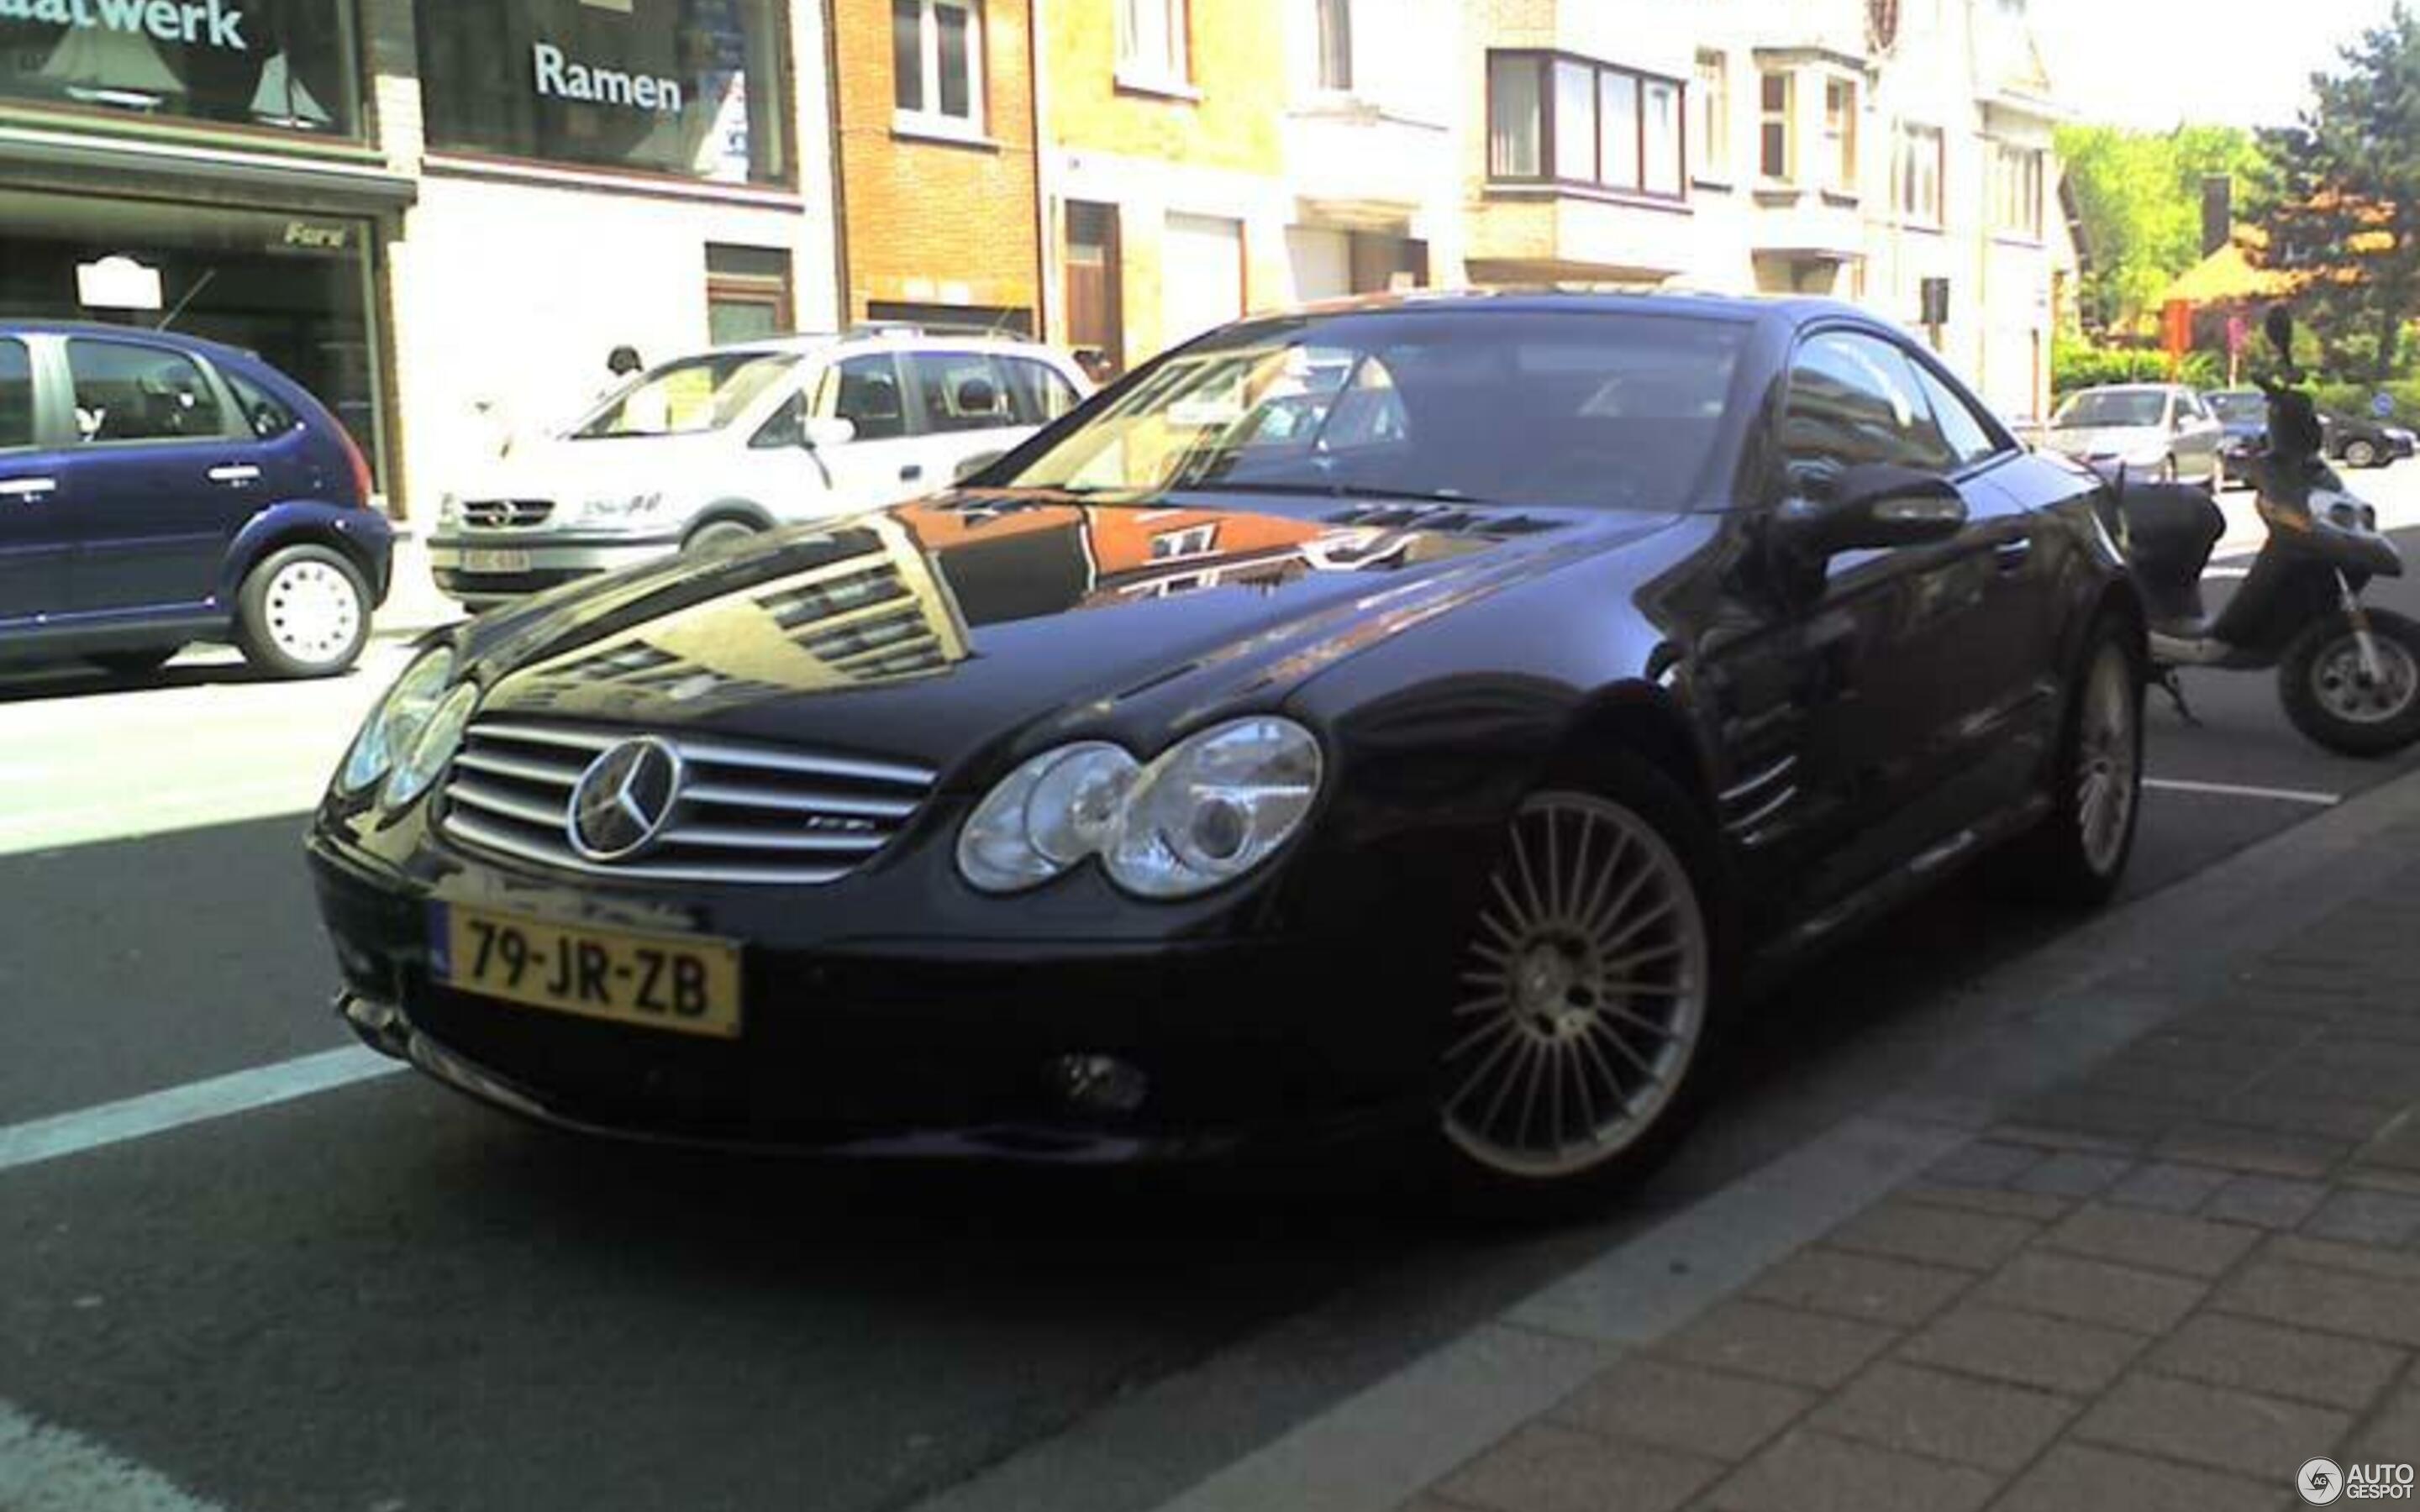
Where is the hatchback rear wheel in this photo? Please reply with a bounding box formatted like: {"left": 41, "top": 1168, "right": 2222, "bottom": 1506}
{"left": 238, "top": 544, "right": 370, "bottom": 679}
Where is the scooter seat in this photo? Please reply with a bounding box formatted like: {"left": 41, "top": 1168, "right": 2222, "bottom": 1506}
{"left": 2118, "top": 481, "right": 2226, "bottom": 632}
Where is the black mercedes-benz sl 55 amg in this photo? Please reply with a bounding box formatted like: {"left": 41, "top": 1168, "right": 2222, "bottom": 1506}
{"left": 309, "top": 291, "right": 2145, "bottom": 1212}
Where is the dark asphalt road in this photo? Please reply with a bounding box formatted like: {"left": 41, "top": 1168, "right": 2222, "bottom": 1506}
{"left": 4, "top": 521, "right": 2417, "bottom": 1512}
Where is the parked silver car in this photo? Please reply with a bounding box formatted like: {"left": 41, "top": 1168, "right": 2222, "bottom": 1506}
{"left": 2044, "top": 383, "right": 2225, "bottom": 490}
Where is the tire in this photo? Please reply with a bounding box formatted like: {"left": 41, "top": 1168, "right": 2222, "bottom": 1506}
{"left": 236, "top": 544, "right": 370, "bottom": 679}
{"left": 89, "top": 647, "right": 179, "bottom": 679}
{"left": 685, "top": 517, "right": 761, "bottom": 555}
{"left": 2345, "top": 438, "right": 2381, "bottom": 469}
{"left": 2279, "top": 608, "right": 2420, "bottom": 756}
{"left": 1428, "top": 756, "right": 1732, "bottom": 1220}
{"left": 1997, "top": 617, "right": 2144, "bottom": 908}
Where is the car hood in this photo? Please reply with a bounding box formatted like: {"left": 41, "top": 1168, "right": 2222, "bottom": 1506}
{"left": 460, "top": 432, "right": 729, "bottom": 503}
{"left": 2046, "top": 425, "right": 2166, "bottom": 459}
{"left": 455, "top": 491, "right": 1680, "bottom": 781}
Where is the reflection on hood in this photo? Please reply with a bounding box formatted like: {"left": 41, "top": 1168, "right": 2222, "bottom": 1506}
{"left": 484, "top": 493, "right": 1574, "bottom": 722}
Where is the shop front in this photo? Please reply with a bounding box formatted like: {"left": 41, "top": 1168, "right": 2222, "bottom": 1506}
{"left": 0, "top": 0, "right": 402, "bottom": 491}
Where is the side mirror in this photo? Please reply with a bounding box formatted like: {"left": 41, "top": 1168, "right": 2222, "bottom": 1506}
{"left": 1771, "top": 463, "right": 1968, "bottom": 559}
{"left": 953, "top": 449, "right": 1007, "bottom": 484}
{"left": 802, "top": 417, "right": 857, "bottom": 449}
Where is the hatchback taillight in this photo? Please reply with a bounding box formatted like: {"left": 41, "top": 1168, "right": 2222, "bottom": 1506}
{"left": 337, "top": 426, "right": 374, "bottom": 507}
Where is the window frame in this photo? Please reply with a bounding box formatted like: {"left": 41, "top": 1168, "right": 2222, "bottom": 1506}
{"left": 1990, "top": 140, "right": 2044, "bottom": 239}
{"left": 1820, "top": 76, "right": 1858, "bottom": 197}
{"left": 62, "top": 337, "right": 240, "bottom": 451}
{"left": 813, "top": 352, "right": 916, "bottom": 442}
{"left": 1757, "top": 68, "right": 1795, "bottom": 184}
{"left": 1692, "top": 50, "right": 1730, "bottom": 183}
{"left": 1312, "top": 0, "right": 1352, "bottom": 92}
{"left": 1484, "top": 49, "right": 1689, "bottom": 202}
{"left": 1896, "top": 123, "right": 1946, "bottom": 227}
{"left": 1116, "top": 0, "right": 1192, "bottom": 93}
{"left": 892, "top": 0, "right": 987, "bottom": 139}
{"left": 1776, "top": 324, "right": 1975, "bottom": 485}
{"left": 0, "top": 337, "right": 37, "bottom": 454}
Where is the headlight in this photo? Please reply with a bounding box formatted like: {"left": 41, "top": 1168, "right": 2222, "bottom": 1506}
{"left": 381, "top": 682, "right": 479, "bottom": 809}
{"left": 578, "top": 491, "right": 667, "bottom": 522}
{"left": 955, "top": 717, "right": 1323, "bottom": 899}
{"left": 338, "top": 648, "right": 455, "bottom": 795}
{"left": 436, "top": 492, "right": 463, "bottom": 528}
{"left": 957, "top": 743, "right": 1139, "bottom": 893}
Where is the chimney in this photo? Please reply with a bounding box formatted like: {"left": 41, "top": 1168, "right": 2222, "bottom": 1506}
{"left": 2202, "top": 176, "right": 2233, "bottom": 256}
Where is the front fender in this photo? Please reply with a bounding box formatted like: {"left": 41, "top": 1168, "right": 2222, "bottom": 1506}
{"left": 222, "top": 502, "right": 397, "bottom": 608}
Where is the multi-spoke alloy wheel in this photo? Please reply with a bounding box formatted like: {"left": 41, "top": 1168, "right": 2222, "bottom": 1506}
{"left": 2075, "top": 643, "right": 2140, "bottom": 878}
{"left": 1442, "top": 791, "right": 1711, "bottom": 1181}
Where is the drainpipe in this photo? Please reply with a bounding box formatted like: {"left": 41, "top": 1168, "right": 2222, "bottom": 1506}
{"left": 1031, "top": 0, "right": 1059, "bottom": 343}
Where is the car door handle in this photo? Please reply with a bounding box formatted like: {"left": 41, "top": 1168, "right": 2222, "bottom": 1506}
{"left": 1993, "top": 537, "right": 2033, "bottom": 573}
{"left": 0, "top": 476, "right": 57, "bottom": 500}
{"left": 207, "top": 464, "right": 263, "bottom": 486}
{"left": 899, "top": 465, "right": 923, "bottom": 482}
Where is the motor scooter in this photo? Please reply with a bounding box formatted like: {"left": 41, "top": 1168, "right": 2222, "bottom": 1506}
{"left": 2116, "top": 307, "right": 2420, "bottom": 756}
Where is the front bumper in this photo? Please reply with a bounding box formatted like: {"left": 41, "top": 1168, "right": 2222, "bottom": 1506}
{"left": 308, "top": 832, "right": 1442, "bottom": 1163}
{"left": 427, "top": 532, "right": 682, "bottom": 605}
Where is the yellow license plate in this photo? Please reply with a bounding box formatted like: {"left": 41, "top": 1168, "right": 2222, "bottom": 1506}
{"left": 431, "top": 904, "right": 743, "bottom": 1038}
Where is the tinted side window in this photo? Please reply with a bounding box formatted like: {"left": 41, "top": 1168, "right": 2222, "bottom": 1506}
{"left": 67, "top": 340, "right": 227, "bottom": 444}
{"left": 1003, "top": 358, "right": 1081, "bottom": 423}
{"left": 225, "top": 371, "right": 302, "bottom": 440}
{"left": 817, "top": 355, "right": 909, "bottom": 441}
{"left": 905, "top": 352, "right": 1017, "bottom": 433}
{"left": 1909, "top": 361, "right": 2004, "bottom": 467}
{"left": 1781, "top": 331, "right": 1957, "bottom": 479}
{"left": 0, "top": 340, "right": 31, "bottom": 450}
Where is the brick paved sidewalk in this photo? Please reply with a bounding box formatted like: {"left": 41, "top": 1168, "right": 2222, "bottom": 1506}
{"left": 1403, "top": 869, "right": 2420, "bottom": 1512}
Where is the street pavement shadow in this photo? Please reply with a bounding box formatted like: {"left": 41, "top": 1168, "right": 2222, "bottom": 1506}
{"left": 0, "top": 655, "right": 327, "bottom": 704}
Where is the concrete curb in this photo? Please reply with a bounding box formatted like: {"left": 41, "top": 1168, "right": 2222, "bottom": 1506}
{"left": 912, "top": 759, "right": 2420, "bottom": 1512}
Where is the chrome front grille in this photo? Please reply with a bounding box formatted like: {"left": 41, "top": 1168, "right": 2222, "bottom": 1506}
{"left": 437, "top": 718, "right": 935, "bottom": 885}
{"left": 461, "top": 498, "right": 555, "bottom": 529}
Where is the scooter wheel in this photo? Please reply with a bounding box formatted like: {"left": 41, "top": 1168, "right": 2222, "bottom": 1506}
{"left": 2281, "top": 608, "right": 2420, "bottom": 756}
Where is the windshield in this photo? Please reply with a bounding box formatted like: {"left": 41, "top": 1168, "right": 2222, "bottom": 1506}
{"left": 572, "top": 353, "right": 799, "bottom": 439}
{"left": 2207, "top": 392, "right": 2266, "bottom": 423}
{"left": 997, "top": 309, "right": 1749, "bottom": 512}
{"left": 2054, "top": 390, "right": 2167, "bottom": 429}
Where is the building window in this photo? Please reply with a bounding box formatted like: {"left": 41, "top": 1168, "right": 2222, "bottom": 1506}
{"left": 893, "top": 0, "right": 983, "bottom": 133}
{"left": 1991, "top": 142, "right": 2044, "bottom": 239}
{"left": 1486, "top": 50, "right": 1686, "bottom": 199}
{"left": 706, "top": 244, "right": 793, "bottom": 345}
{"left": 2, "top": 0, "right": 365, "bottom": 139}
{"left": 1118, "top": 0, "right": 1189, "bottom": 89}
{"left": 416, "top": 0, "right": 790, "bottom": 183}
{"left": 1313, "top": 0, "right": 1350, "bottom": 91}
{"left": 1897, "top": 123, "right": 1944, "bottom": 224}
{"left": 1758, "top": 70, "right": 1793, "bottom": 182}
{"left": 1821, "top": 77, "right": 1857, "bottom": 195}
{"left": 1693, "top": 51, "right": 1729, "bottom": 181}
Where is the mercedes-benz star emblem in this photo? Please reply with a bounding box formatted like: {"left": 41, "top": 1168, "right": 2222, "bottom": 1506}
{"left": 567, "top": 738, "right": 684, "bottom": 861}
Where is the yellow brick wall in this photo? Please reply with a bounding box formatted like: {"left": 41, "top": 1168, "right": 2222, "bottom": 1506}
{"left": 1044, "top": 0, "right": 1287, "bottom": 174}
{"left": 833, "top": 0, "right": 1044, "bottom": 320}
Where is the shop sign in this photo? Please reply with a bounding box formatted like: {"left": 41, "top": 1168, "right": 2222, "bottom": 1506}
{"left": 531, "top": 40, "right": 681, "bottom": 113}
{"left": 278, "top": 219, "right": 350, "bottom": 252}
{"left": 76, "top": 255, "right": 164, "bottom": 311}
{"left": 0, "top": 0, "right": 250, "bottom": 51}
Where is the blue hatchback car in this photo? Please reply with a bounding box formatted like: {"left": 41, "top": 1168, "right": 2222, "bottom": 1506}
{"left": 0, "top": 323, "right": 392, "bottom": 679}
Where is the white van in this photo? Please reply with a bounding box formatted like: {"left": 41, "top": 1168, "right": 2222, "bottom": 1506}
{"left": 429, "top": 328, "right": 1091, "bottom": 606}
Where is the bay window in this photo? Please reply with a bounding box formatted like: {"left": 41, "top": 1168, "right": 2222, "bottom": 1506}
{"left": 1486, "top": 50, "right": 1686, "bottom": 199}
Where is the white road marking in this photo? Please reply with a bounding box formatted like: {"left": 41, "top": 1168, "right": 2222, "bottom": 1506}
{"left": 2145, "top": 776, "right": 2344, "bottom": 807}
{"left": 0, "top": 1400, "right": 225, "bottom": 1511}
{"left": 0, "top": 1047, "right": 402, "bottom": 1175}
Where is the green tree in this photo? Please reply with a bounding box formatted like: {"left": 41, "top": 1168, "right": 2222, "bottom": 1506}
{"left": 2249, "top": 4, "right": 2420, "bottom": 381}
{"left": 2057, "top": 123, "right": 2262, "bottom": 336}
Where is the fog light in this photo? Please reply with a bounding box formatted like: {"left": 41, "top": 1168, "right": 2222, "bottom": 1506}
{"left": 1050, "top": 1054, "right": 1150, "bottom": 1115}
{"left": 336, "top": 990, "right": 408, "bottom": 1058}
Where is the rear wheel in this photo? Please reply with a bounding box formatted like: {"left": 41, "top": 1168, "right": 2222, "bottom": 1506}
{"left": 237, "top": 544, "right": 370, "bottom": 679}
{"left": 89, "top": 647, "right": 178, "bottom": 679}
{"left": 2280, "top": 609, "right": 2420, "bottom": 755}
{"left": 1998, "top": 620, "right": 2144, "bottom": 907}
{"left": 1431, "top": 761, "right": 1728, "bottom": 1218}
{"left": 2345, "top": 438, "right": 2381, "bottom": 469}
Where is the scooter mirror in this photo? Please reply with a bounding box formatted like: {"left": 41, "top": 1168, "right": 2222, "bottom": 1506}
{"left": 2265, "top": 306, "right": 2296, "bottom": 365}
